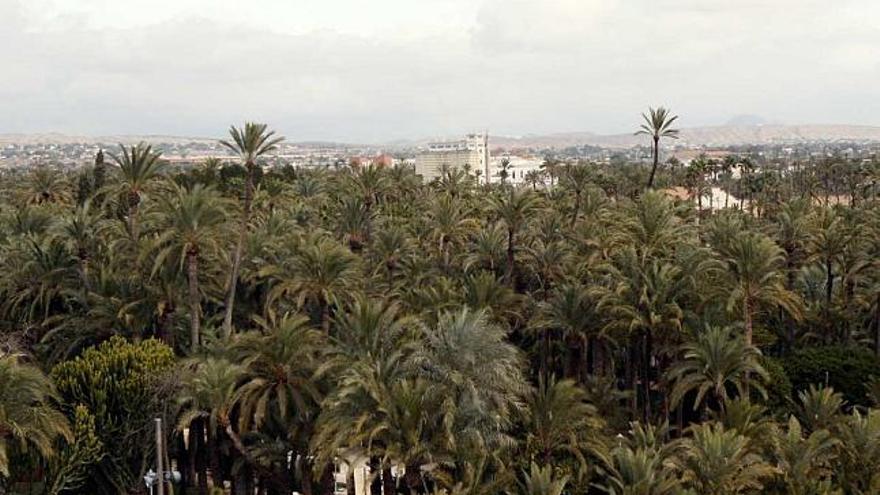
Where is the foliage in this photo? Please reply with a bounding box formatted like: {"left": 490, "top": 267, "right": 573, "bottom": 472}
{"left": 782, "top": 345, "right": 880, "bottom": 407}
{"left": 50, "top": 337, "right": 175, "bottom": 494}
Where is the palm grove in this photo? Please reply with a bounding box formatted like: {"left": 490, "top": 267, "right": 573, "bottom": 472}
{"left": 3, "top": 112, "right": 880, "bottom": 495}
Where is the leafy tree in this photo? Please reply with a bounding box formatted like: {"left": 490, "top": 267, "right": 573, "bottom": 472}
{"left": 51, "top": 337, "right": 175, "bottom": 494}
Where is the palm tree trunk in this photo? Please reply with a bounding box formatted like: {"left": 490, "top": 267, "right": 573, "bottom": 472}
{"left": 369, "top": 458, "right": 382, "bottom": 495}
{"left": 382, "top": 467, "right": 395, "bottom": 495}
{"left": 506, "top": 229, "right": 515, "bottom": 285}
{"left": 642, "top": 330, "right": 653, "bottom": 422}
{"left": 627, "top": 334, "right": 638, "bottom": 419}
{"left": 873, "top": 292, "right": 880, "bottom": 357}
{"left": 207, "top": 428, "right": 222, "bottom": 491}
{"left": 743, "top": 296, "right": 753, "bottom": 347}
{"left": 743, "top": 296, "right": 753, "bottom": 395}
{"left": 647, "top": 137, "right": 659, "bottom": 189}
{"left": 222, "top": 162, "right": 256, "bottom": 338}
{"left": 78, "top": 257, "right": 92, "bottom": 296}
{"left": 825, "top": 259, "right": 834, "bottom": 319}
{"left": 194, "top": 421, "right": 209, "bottom": 495}
{"left": 187, "top": 251, "right": 201, "bottom": 350}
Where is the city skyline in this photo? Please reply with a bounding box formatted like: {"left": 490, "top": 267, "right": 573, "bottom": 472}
{"left": 2, "top": 0, "right": 879, "bottom": 142}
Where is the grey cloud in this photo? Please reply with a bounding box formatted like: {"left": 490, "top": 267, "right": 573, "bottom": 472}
{"left": 1, "top": 0, "right": 878, "bottom": 141}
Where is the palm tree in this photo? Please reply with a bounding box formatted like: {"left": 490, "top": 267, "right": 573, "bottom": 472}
{"left": 219, "top": 122, "right": 284, "bottom": 338}
{"left": 108, "top": 142, "right": 165, "bottom": 241}
{"left": 561, "top": 163, "right": 593, "bottom": 225}
{"left": 232, "top": 314, "right": 323, "bottom": 431}
{"left": 677, "top": 422, "right": 777, "bottom": 495}
{"left": 22, "top": 167, "right": 72, "bottom": 205}
{"left": 667, "top": 326, "right": 769, "bottom": 414}
{"left": 598, "top": 250, "right": 688, "bottom": 421}
{"left": 313, "top": 299, "right": 419, "bottom": 495}
{"left": 151, "top": 184, "right": 229, "bottom": 349}
{"left": 719, "top": 232, "right": 803, "bottom": 347}
{"left": 0, "top": 353, "right": 72, "bottom": 477}
{"left": 795, "top": 386, "right": 844, "bottom": 434}
{"left": 518, "top": 463, "right": 568, "bottom": 495}
{"left": 774, "top": 416, "right": 839, "bottom": 495}
{"left": 413, "top": 308, "right": 529, "bottom": 451}
{"left": 175, "top": 357, "right": 247, "bottom": 488}
{"left": 531, "top": 282, "right": 597, "bottom": 379}
{"left": 635, "top": 107, "right": 679, "bottom": 189}
{"left": 807, "top": 207, "right": 850, "bottom": 329}
{"left": 52, "top": 200, "right": 103, "bottom": 296}
{"left": 262, "top": 235, "right": 359, "bottom": 331}
{"left": 489, "top": 189, "right": 541, "bottom": 283}
{"left": 524, "top": 376, "right": 603, "bottom": 479}
{"left": 834, "top": 409, "right": 880, "bottom": 492}
{"left": 598, "top": 444, "right": 681, "bottom": 495}
{"left": 426, "top": 194, "right": 479, "bottom": 269}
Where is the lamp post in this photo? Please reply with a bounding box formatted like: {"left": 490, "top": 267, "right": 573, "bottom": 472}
{"left": 155, "top": 418, "right": 165, "bottom": 495}
{"left": 145, "top": 418, "right": 181, "bottom": 494}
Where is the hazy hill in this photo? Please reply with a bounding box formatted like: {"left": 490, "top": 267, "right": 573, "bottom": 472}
{"left": 4, "top": 124, "right": 880, "bottom": 150}
{"left": 491, "top": 124, "right": 880, "bottom": 149}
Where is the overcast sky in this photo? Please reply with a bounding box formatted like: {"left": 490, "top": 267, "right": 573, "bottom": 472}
{"left": 2, "top": 0, "right": 879, "bottom": 142}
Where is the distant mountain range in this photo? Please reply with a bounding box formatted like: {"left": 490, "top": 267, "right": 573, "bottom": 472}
{"left": 4, "top": 124, "right": 880, "bottom": 150}
{"left": 489, "top": 124, "right": 880, "bottom": 149}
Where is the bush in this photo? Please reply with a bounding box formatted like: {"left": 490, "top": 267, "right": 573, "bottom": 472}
{"left": 782, "top": 345, "right": 880, "bottom": 407}
{"left": 51, "top": 337, "right": 176, "bottom": 494}
{"left": 758, "top": 355, "right": 792, "bottom": 415}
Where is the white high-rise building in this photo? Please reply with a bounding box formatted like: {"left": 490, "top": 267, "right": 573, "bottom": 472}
{"left": 415, "top": 132, "right": 490, "bottom": 182}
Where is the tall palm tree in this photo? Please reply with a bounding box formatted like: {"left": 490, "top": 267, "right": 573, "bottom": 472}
{"left": 635, "top": 107, "right": 679, "bottom": 189}
{"left": 151, "top": 184, "right": 229, "bottom": 349}
{"left": 0, "top": 353, "right": 72, "bottom": 477}
{"left": 219, "top": 122, "right": 284, "bottom": 338}
{"left": 667, "top": 326, "right": 769, "bottom": 414}
{"left": 489, "top": 189, "right": 542, "bottom": 283}
{"left": 108, "top": 142, "right": 165, "bottom": 242}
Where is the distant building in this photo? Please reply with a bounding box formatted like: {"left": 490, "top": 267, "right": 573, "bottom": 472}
{"left": 415, "top": 132, "right": 489, "bottom": 182}
{"left": 489, "top": 155, "right": 546, "bottom": 186}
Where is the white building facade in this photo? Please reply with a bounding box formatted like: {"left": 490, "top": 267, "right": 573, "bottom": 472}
{"left": 415, "top": 132, "right": 490, "bottom": 181}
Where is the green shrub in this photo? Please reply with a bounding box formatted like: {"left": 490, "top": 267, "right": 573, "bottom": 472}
{"left": 51, "top": 337, "right": 176, "bottom": 494}
{"left": 782, "top": 345, "right": 880, "bottom": 407}
{"left": 758, "top": 355, "right": 792, "bottom": 415}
